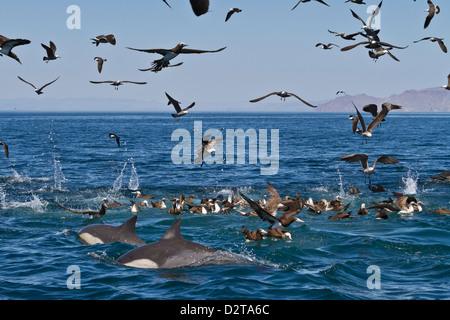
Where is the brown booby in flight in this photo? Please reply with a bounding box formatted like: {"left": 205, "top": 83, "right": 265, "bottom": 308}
{"left": 0, "top": 35, "right": 31, "bottom": 64}
{"left": 341, "top": 39, "right": 408, "bottom": 52}
{"left": 352, "top": 102, "right": 402, "bottom": 142}
{"left": 91, "top": 34, "right": 116, "bottom": 46}
{"left": 226, "top": 8, "right": 242, "bottom": 22}
{"left": 424, "top": 0, "right": 440, "bottom": 29}
{"left": 89, "top": 80, "right": 147, "bottom": 90}
{"left": 165, "top": 92, "right": 195, "bottom": 119}
{"left": 350, "top": 1, "right": 382, "bottom": 37}
{"left": 190, "top": 0, "right": 210, "bottom": 16}
{"left": 0, "top": 141, "right": 9, "bottom": 158}
{"left": 194, "top": 135, "right": 223, "bottom": 167}
{"left": 126, "top": 42, "right": 226, "bottom": 73}
{"left": 345, "top": 0, "right": 366, "bottom": 4}
{"left": 17, "top": 76, "right": 59, "bottom": 95}
{"left": 109, "top": 133, "right": 120, "bottom": 147}
{"left": 292, "top": 0, "right": 330, "bottom": 10}
{"left": 249, "top": 91, "right": 317, "bottom": 108}
{"left": 368, "top": 47, "right": 400, "bottom": 62}
{"left": 328, "top": 30, "right": 361, "bottom": 41}
{"left": 339, "top": 153, "right": 399, "bottom": 184}
{"left": 162, "top": 0, "right": 171, "bottom": 8}
{"left": 94, "top": 57, "right": 107, "bottom": 73}
{"left": 414, "top": 37, "right": 447, "bottom": 53}
{"left": 41, "top": 41, "right": 61, "bottom": 63}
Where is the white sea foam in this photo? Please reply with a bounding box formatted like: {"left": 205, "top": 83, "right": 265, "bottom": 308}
{"left": 401, "top": 169, "right": 419, "bottom": 195}
{"left": 128, "top": 161, "right": 140, "bottom": 191}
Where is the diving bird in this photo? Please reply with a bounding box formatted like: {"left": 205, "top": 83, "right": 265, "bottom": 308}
{"left": 0, "top": 141, "right": 9, "bottom": 158}
{"left": 316, "top": 43, "right": 340, "bottom": 50}
{"left": 225, "top": 8, "right": 242, "bottom": 22}
{"left": 414, "top": 37, "right": 447, "bottom": 53}
{"left": 195, "top": 135, "right": 223, "bottom": 167}
{"left": 352, "top": 102, "right": 402, "bottom": 142}
{"left": 443, "top": 74, "right": 450, "bottom": 90}
{"left": 41, "top": 41, "right": 60, "bottom": 62}
{"left": 17, "top": 76, "right": 59, "bottom": 95}
{"left": 292, "top": 0, "right": 330, "bottom": 10}
{"left": 350, "top": 1, "right": 382, "bottom": 37}
{"left": 249, "top": 91, "right": 317, "bottom": 108}
{"left": 94, "top": 57, "right": 107, "bottom": 73}
{"left": 91, "top": 34, "right": 116, "bottom": 46}
{"left": 339, "top": 153, "right": 399, "bottom": 184}
{"left": 328, "top": 30, "right": 361, "bottom": 41}
{"left": 89, "top": 80, "right": 147, "bottom": 90}
{"left": 0, "top": 35, "right": 31, "bottom": 64}
{"left": 165, "top": 92, "right": 195, "bottom": 119}
{"left": 424, "top": 0, "right": 440, "bottom": 29}
{"left": 109, "top": 133, "right": 120, "bottom": 147}
{"left": 126, "top": 42, "right": 226, "bottom": 73}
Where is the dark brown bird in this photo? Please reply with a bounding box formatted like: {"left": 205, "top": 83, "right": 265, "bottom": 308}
{"left": 55, "top": 201, "right": 108, "bottom": 217}
{"left": 292, "top": 0, "right": 330, "bottom": 10}
{"left": 414, "top": 37, "right": 447, "bottom": 53}
{"left": 340, "top": 153, "right": 399, "bottom": 184}
{"left": 17, "top": 76, "right": 60, "bottom": 95}
{"left": 0, "top": 141, "right": 9, "bottom": 158}
{"left": 41, "top": 41, "right": 61, "bottom": 62}
{"left": 249, "top": 91, "right": 317, "bottom": 108}
{"left": 242, "top": 227, "right": 265, "bottom": 241}
{"left": 0, "top": 35, "right": 30, "bottom": 64}
{"left": 109, "top": 133, "right": 120, "bottom": 147}
{"left": 190, "top": 0, "right": 210, "bottom": 16}
{"left": 91, "top": 34, "right": 116, "bottom": 46}
{"left": 226, "top": 8, "right": 242, "bottom": 22}
{"left": 94, "top": 57, "right": 107, "bottom": 73}
{"left": 424, "top": 0, "right": 440, "bottom": 29}
{"left": 328, "top": 211, "right": 354, "bottom": 220}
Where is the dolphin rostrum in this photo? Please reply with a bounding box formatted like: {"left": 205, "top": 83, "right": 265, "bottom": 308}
{"left": 78, "top": 216, "right": 145, "bottom": 245}
{"left": 117, "top": 219, "right": 217, "bottom": 269}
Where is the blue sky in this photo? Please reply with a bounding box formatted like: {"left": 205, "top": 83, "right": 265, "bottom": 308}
{"left": 0, "top": 0, "right": 448, "bottom": 111}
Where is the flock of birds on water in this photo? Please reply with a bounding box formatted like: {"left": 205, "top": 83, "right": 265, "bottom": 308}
{"left": 0, "top": 1, "right": 449, "bottom": 252}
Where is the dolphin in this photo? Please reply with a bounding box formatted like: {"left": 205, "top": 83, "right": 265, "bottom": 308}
{"left": 116, "top": 219, "right": 217, "bottom": 269}
{"left": 78, "top": 216, "right": 145, "bottom": 245}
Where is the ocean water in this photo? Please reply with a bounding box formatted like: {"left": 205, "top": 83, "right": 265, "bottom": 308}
{"left": 0, "top": 112, "right": 449, "bottom": 300}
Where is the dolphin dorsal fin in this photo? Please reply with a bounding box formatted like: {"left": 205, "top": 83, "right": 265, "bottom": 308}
{"left": 160, "top": 219, "right": 182, "bottom": 240}
{"left": 120, "top": 216, "right": 138, "bottom": 231}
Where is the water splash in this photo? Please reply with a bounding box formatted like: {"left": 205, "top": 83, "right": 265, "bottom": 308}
{"left": 112, "top": 162, "right": 127, "bottom": 193}
{"left": 0, "top": 188, "right": 6, "bottom": 209}
{"left": 128, "top": 160, "right": 139, "bottom": 191}
{"left": 53, "top": 155, "right": 68, "bottom": 191}
{"left": 401, "top": 169, "right": 419, "bottom": 195}
{"left": 336, "top": 167, "right": 345, "bottom": 197}
{"left": 5, "top": 193, "right": 48, "bottom": 213}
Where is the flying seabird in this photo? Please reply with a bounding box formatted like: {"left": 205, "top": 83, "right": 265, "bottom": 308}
{"left": 341, "top": 39, "right": 408, "bottom": 52}
{"left": 165, "top": 92, "right": 195, "bottom": 119}
{"left": 225, "top": 8, "right": 242, "bottom": 22}
{"left": 328, "top": 30, "right": 361, "bottom": 41}
{"left": 239, "top": 192, "right": 304, "bottom": 230}
{"left": 261, "top": 182, "right": 284, "bottom": 216}
{"left": 368, "top": 47, "right": 401, "bottom": 62}
{"left": 0, "top": 35, "right": 30, "bottom": 64}
{"left": 194, "top": 135, "right": 223, "bottom": 167}
{"left": 292, "top": 0, "right": 330, "bottom": 11}
{"left": 414, "top": 37, "right": 447, "bottom": 53}
{"left": 89, "top": 80, "right": 147, "bottom": 90}
{"left": 41, "top": 41, "right": 61, "bottom": 63}
{"left": 17, "top": 76, "right": 59, "bottom": 95}
{"left": 352, "top": 102, "right": 402, "bottom": 142}
{"left": 336, "top": 90, "right": 347, "bottom": 95}
{"left": 348, "top": 115, "right": 362, "bottom": 135}
{"left": 55, "top": 201, "right": 108, "bottom": 218}
{"left": 0, "top": 141, "right": 9, "bottom": 158}
{"left": 249, "top": 91, "right": 317, "bottom": 108}
{"left": 345, "top": 0, "right": 366, "bottom": 4}
{"left": 91, "top": 34, "right": 116, "bottom": 46}
{"left": 109, "top": 133, "right": 120, "bottom": 147}
{"left": 349, "top": 1, "right": 383, "bottom": 37}
{"left": 190, "top": 0, "right": 210, "bottom": 16}
{"left": 424, "top": 0, "right": 440, "bottom": 29}
{"left": 340, "top": 153, "right": 399, "bottom": 184}
{"left": 162, "top": 0, "right": 171, "bottom": 8}
{"left": 442, "top": 74, "right": 450, "bottom": 90}
{"left": 94, "top": 57, "right": 107, "bottom": 73}
{"left": 316, "top": 43, "right": 340, "bottom": 50}
{"left": 126, "top": 42, "right": 226, "bottom": 73}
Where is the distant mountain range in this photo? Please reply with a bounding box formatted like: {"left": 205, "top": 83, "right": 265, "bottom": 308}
{"left": 316, "top": 87, "right": 450, "bottom": 112}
